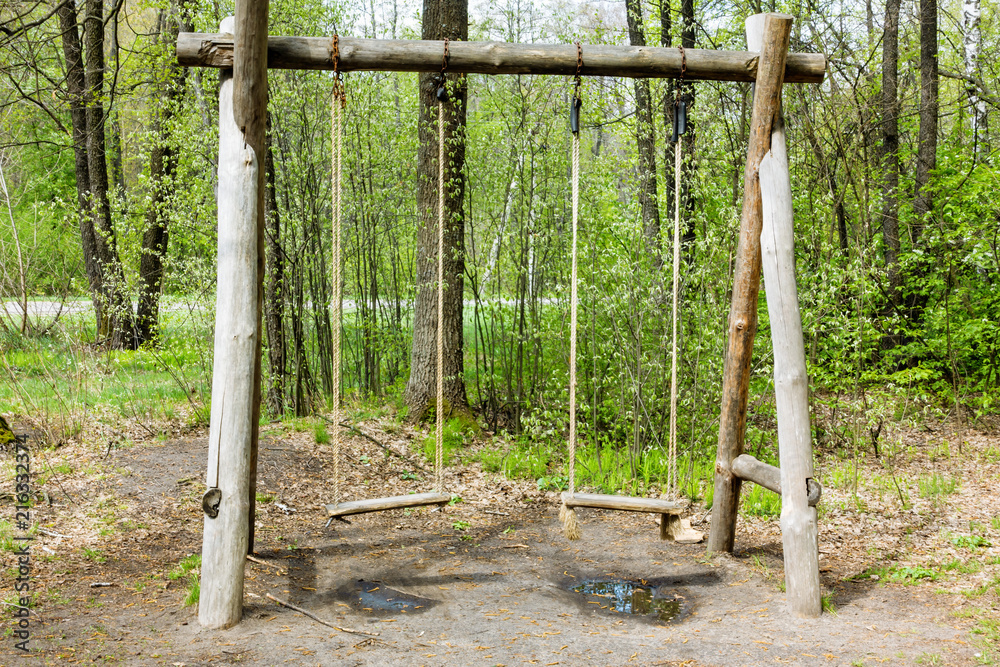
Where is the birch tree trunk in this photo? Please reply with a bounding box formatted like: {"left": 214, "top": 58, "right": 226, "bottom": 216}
{"left": 962, "top": 0, "right": 988, "bottom": 158}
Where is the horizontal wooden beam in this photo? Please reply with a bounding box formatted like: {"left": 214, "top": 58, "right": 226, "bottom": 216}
{"left": 325, "top": 492, "right": 450, "bottom": 518}
{"left": 731, "top": 454, "right": 822, "bottom": 506}
{"left": 176, "top": 33, "right": 826, "bottom": 84}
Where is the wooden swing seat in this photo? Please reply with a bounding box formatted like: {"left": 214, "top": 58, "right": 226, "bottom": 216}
{"left": 560, "top": 492, "right": 686, "bottom": 514}
{"left": 560, "top": 492, "right": 703, "bottom": 543}
{"left": 325, "top": 492, "right": 451, "bottom": 518}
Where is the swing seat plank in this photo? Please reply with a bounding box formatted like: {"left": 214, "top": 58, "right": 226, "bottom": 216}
{"left": 326, "top": 492, "right": 451, "bottom": 518}
{"left": 561, "top": 492, "right": 687, "bottom": 514}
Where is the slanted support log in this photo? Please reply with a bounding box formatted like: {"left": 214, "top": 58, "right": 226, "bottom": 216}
{"left": 708, "top": 13, "right": 793, "bottom": 554}
{"left": 759, "top": 109, "right": 821, "bottom": 620}
{"left": 175, "top": 33, "right": 826, "bottom": 83}
{"left": 200, "top": 0, "right": 269, "bottom": 630}
{"left": 732, "top": 454, "right": 822, "bottom": 506}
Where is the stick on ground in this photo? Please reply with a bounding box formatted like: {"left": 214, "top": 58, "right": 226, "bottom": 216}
{"left": 265, "top": 593, "right": 379, "bottom": 637}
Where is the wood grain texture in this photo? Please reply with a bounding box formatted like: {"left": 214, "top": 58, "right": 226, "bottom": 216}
{"left": 199, "top": 22, "right": 259, "bottom": 628}
{"left": 708, "top": 13, "right": 793, "bottom": 555}
{"left": 325, "top": 492, "right": 451, "bottom": 517}
{"left": 732, "top": 453, "right": 822, "bottom": 506}
{"left": 760, "top": 127, "right": 822, "bottom": 618}
{"left": 232, "top": 0, "right": 270, "bottom": 558}
{"left": 561, "top": 492, "right": 687, "bottom": 514}
{"left": 176, "top": 33, "right": 825, "bottom": 83}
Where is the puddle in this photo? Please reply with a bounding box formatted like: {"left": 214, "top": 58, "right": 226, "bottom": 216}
{"left": 573, "top": 579, "right": 685, "bottom": 623}
{"left": 347, "top": 580, "right": 437, "bottom": 616}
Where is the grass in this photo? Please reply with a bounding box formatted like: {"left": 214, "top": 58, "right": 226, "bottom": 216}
{"left": 169, "top": 554, "right": 202, "bottom": 607}
{"left": 741, "top": 482, "right": 782, "bottom": 518}
{"left": 81, "top": 547, "right": 106, "bottom": 563}
{"left": 918, "top": 473, "right": 959, "bottom": 498}
{"left": 423, "top": 417, "right": 476, "bottom": 466}
{"left": 0, "top": 305, "right": 213, "bottom": 440}
{"left": 951, "top": 534, "right": 993, "bottom": 550}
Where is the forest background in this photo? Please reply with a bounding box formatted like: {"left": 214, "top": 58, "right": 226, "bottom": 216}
{"left": 2, "top": 0, "right": 999, "bottom": 500}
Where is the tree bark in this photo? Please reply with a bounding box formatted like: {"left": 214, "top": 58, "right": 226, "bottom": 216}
{"left": 909, "top": 0, "right": 937, "bottom": 321}
{"left": 263, "top": 112, "right": 285, "bottom": 417}
{"left": 660, "top": 0, "right": 673, "bottom": 222}
{"left": 137, "top": 6, "right": 187, "bottom": 345}
{"left": 881, "top": 0, "right": 902, "bottom": 306}
{"left": 57, "top": 0, "right": 103, "bottom": 325}
{"left": 708, "top": 13, "right": 792, "bottom": 555}
{"left": 85, "top": 0, "right": 136, "bottom": 349}
{"left": 625, "top": 0, "right": 662, "bottom": 269}
{"left": 404, "top": 0, "right": 471, "bottom": 422}
{"left": 962, "top": 0, "right": 987, "bottom": 157}
{"left": 679, "top": 0, "right": 696, "bottom": 252}
{"left": 108, "top": 5, "right": 125, "bottom": 200}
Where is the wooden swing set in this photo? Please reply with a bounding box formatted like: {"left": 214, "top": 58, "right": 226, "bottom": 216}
{"left": 179, "top": 7, "right": 827, "bottom": 630}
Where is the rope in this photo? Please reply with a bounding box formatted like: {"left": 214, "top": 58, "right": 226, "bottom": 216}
{"left": 331, "top": 81, "right": 344, "bottom": 505}
{"left": 568, "top": 127, "right": 580, "bottom": 497}
{"left": 667, "top": 139, "right": 681, "bottom": 500}
{"left": 436, "top": 97, "right": 445, "bottom": 495}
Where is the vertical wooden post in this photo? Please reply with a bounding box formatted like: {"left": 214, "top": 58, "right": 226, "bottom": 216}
{"left": 708, "top": 13, "right": 792, "bottom": 554}
{"left": 200, "top": 0, "right": 269, "bottom": 630}
{"left": 232, "top": 0, "right": 270, "bottom": 559}
{"left": 749, "top": 9, "right": 821, "bottom": 615}
{"left": 759, "top": 122, "right": 822, "bottom": 617}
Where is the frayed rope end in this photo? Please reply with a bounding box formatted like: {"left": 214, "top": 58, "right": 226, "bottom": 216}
{"left": 561, "top": 505, "right": 581, "bottom": 540}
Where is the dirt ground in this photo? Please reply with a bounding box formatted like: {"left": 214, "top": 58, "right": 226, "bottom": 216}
{"left": 2, "top": 414, "right": 998, "bottom": 666}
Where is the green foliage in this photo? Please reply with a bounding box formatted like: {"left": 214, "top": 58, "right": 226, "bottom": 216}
{"left": 168, "top": 554, "right": 202, "bottom": 581}
{"left": 81, "top": 547, "right": 106, "bottom": 564}
{"left": 169, "top": 554, "right": 202, "bottom": 606}
{"left": 918, "top": 474, "right": 959, "bottom": 498}
{"left": 313, "top": 423, "right": 330, "bottom": 445}
{"left": 422, "top": 418, "right": 476, "bottom": 466}
{"left": 741, "top": 483, "right": 782, "bottom": 518}
{"left": 950, "top": 534, "right": 992, "bottom": 550}
{"left": 536, "top": 475, "right": 568, "bottom": 492}
{"left": 451, "top": 520, "right": 470, "bottom": 531}
{"left": 890, "top": 566, "right": 940, "bottom": 584}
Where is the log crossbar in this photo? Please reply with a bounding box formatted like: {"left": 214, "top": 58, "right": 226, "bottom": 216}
{"left": 325, "top": 492, "right": 451, "bottom": 518}
{"left": 731, "top": 454, "right": 822, "bottom": 506}
{"left": 176, "top": 33, "right": 825, "bottom": 83}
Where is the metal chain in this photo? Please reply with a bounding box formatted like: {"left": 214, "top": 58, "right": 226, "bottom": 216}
{"left": 331, "top": 34, "right": 346, "bottom": 107}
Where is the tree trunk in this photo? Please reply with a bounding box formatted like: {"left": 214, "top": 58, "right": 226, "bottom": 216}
{"left": 660, "top": 0, "right": 673, "bottom": 223}
{"left": 679, "top": 0, "right": 696, "bottom": 252}
{"left": 404, "top": 0, "right": 471, "bottom": 422}
{"left": 881, "top": 0, "right": 901, "bottom": 305}
{"left": 137, "top": 7, "right": 187, "bottom": 346}
{"left": 57, "top": 0, "right": 102, "bottom": 325}
{"left": 108, "top": 6, "right": 125, "bottom": 200}
{"left": 85, "top": 0, "right": 136, "bottom": 348}
{"left": 799, "top": 96, "right": 849, "bottom": 254}
{"left": 910, "top": 0, "right": 937, "bottom": 321}
{"left": 625, "top": 0, "right": 662, "bottom": 269}
{"left": 962, "top": 0, "right": 988, "bottom": 158}
{"left": 263, "top": 112, "right": 285, "bottom": 417}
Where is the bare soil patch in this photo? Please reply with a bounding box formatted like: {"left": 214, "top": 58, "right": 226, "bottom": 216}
{"left": 2, "top": 415, "right": 998, "bottom": 665}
